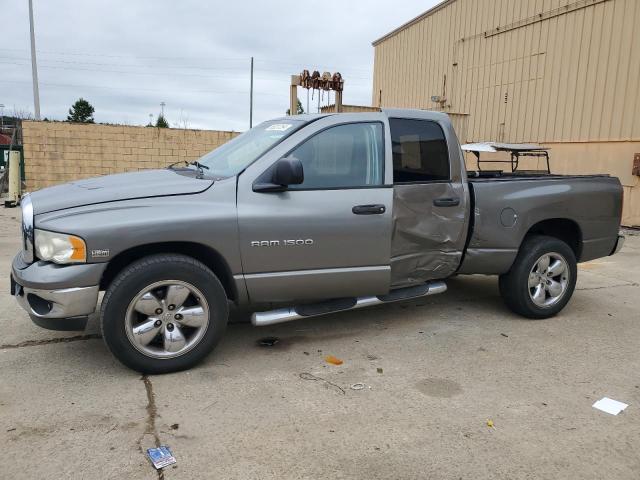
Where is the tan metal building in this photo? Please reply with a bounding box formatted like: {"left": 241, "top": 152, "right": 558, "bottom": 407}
{"left": 372, "top": 0, "right": 640, "bottom": 226}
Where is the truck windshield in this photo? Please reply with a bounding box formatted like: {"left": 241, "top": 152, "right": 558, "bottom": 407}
{"left": 196, "top": 119, "right": 306, "bottom": 177}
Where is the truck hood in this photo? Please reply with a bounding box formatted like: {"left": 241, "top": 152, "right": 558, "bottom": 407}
{"left": 30, "top": 169, "right": 214, "bottom": 214}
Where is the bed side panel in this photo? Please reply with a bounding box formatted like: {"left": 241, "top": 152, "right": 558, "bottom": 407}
{"left": 458, "top": 177, "right": 622, "bottom": 274}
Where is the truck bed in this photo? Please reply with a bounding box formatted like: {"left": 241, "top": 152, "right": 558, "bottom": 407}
{"left": 458, "top": 173, "right": 622, "bottom": 275}
{"left": 467, "top": 171, "right": 611, "bottom": 182}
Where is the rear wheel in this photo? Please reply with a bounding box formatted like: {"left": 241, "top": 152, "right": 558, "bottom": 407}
{"left": 101, "top": 254, "right": 228, "bottom": 373}
{"left": 499, "top": 235, "right": 577, "bottom": 319}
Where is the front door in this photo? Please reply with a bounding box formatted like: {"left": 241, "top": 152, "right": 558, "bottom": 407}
{"left": 237, "top": 116, "right": 393, "bottom": 303}
{"left": 388, "top": 116, "right": 469, "bottom": 287}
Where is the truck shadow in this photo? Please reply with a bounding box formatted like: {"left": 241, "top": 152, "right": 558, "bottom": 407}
{"left": 74, "top": 274, "right": 515, "bottom": 373}
{"left": 208, "top": 275, "right": 509, "bottom": 362}
{"left": 230, "top": 274, "right": 504, "bottom": 324}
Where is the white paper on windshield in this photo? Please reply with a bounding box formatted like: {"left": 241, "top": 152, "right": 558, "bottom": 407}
{"left": 592, "top": 397, "right": 629, "bottom": 415}
{"left": 266, "top": 123, "right": 293, "bottom": 132}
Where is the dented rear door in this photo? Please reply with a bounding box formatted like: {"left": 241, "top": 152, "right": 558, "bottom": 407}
{"left": 387, "top": 114, "right": 470, "bottom": 287}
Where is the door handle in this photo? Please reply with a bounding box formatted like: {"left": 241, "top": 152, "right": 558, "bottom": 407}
{"left": 433, "top": 197, "right": 460, "bottom": 207}
{"left": 352, "top": 204, "right": 386, "bottom": 215}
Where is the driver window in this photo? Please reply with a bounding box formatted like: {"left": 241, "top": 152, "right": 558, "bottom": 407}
{"left": 287, "top": 122, "right": 384, "bottom": 189}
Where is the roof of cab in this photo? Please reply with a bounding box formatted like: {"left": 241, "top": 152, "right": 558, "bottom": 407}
{"left": 265, "top": 109, "right": 454, "bottom": 129}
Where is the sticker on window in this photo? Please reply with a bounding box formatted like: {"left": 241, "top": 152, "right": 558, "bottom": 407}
{"left": 266, "top": 123, "right": 293, "bottom": 132}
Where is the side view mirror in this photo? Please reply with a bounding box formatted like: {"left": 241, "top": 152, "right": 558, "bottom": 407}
{"left": 253, "top": 157, "right": 304, "bottom": 192}
{"left": 273, "top": 157, "right": 304, "bottom": 186}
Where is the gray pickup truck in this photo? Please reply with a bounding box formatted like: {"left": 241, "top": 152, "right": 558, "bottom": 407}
{"left": 11, "top": 110, "right": 624, "bottom": 373}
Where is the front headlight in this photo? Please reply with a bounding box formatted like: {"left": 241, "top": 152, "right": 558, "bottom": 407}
{"left": 34, "top": 229, "right": 86, "bottom": 264}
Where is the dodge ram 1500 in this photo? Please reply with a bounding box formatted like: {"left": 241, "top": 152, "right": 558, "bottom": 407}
{"left": 11, "top": 110, "right": 625, "bottom": 373}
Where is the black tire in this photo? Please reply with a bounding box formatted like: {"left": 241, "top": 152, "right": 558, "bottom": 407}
{"left": 499, "top": 235, "right": 577, "bottom": 319}
{"left": 100, "top": 254, "right": 228, "bottom": 373}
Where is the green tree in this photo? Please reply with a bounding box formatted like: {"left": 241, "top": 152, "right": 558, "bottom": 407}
{"left": 67, "top": 98, "right": 95, "bottom": 123}
{"left": 286, "top": 98, "right": 305, "bottom": 115}
{"left": 155, "top": 114, "right": 169, "bottom": 128}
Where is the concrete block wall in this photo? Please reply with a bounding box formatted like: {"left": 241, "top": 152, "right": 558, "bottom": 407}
{"left": 21, "top": 121, "right": 239, "bottom": 191}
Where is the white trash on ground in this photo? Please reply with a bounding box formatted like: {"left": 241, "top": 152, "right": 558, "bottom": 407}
{"left": 592, "top": 397, "right": 629, "bottom": 415}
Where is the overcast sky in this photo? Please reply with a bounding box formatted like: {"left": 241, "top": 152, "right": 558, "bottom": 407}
{"left": 2, "top": 1, "right": 438, "bottom": 131}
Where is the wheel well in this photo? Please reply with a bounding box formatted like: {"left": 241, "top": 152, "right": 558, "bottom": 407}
{"left": 99, "top": 242, "right": 237, "bottom": 301}
{"left": 524, "top": 218, "right": 582, "bottom": 260}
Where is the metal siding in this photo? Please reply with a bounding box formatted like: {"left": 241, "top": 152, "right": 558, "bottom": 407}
{"left": 371, "top": 0, "right": 637, "bottom": 142}
{"left": 529, "top": 0, "right": 546, "bottom": 142}
{"left": 609, "top": 0, "right": 635, "bottom": 139}
{"left": 591, "top": 0, "right": 615, "bottom": 139}
{"left": 583, "top": 0, "right": 605, "bottom": 139}
{"left": 599, "top": 0, "right": 621, "bottom": 140}
{"left": 628, "top": 1, "right": 640, "bottom": 139}
{"left": 571, "top": 4, "right": 593, "bottom": 141}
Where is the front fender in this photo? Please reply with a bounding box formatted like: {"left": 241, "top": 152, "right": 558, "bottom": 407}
{"left": 33, "top": 177, "right": 242, "bottom": 274}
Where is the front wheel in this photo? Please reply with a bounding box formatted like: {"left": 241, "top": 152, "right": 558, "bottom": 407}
{"left": 499, "top": 235, "right": 577, "bottom": 319}
{"left": 101, "top": 254, "right": 228, "bottom": 373}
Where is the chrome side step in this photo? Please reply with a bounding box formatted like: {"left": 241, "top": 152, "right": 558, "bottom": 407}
{"left": 251, "top": 280, "right": 447, "bottom": 326}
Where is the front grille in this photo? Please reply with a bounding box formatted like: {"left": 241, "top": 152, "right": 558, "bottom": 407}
{"left": 20, "top": 194, "right": 34, "bottom": 263}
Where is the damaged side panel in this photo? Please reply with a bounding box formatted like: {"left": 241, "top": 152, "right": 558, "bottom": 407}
{"left": 390, "top": 182, "right": 468, "bottom": 287}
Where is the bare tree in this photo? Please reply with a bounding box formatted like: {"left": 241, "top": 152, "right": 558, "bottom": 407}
{"left": 177, "top": 109, "right": 191, "bottom": 130}
{"left": 10, "top": 107, "right": 35, "bottom": 120}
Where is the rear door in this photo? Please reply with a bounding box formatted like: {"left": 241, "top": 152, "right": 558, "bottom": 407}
{"left": 388, "top": 115, "right": 469, "bottom": 287}
{"left": 237, "top": 114, "right": 394, "bottom": 303}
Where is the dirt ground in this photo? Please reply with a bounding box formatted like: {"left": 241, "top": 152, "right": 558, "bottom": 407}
{"left": 1, "top": 206, "right": 638, "bottom": 479}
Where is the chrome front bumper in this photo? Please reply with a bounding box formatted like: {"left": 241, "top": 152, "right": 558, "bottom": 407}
{"left": 11, "top": 252, "right": 102, "bottom": 330}
{"left": 11, "top": 253, "right": 106, "bottom": 325}
{"left": 11, "top": 277, "right": 99, "bottom": 319}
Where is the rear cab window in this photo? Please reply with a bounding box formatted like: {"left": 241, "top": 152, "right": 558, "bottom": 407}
{"left": 389, "top": 118, "right": 450, "bottom": 183}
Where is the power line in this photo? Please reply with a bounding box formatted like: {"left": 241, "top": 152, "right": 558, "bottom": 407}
{"left": 0, "top": 60, "right": 373, "bottom": 83}
{"left": 0, "top": 55, "right": 261, "bottom": 72}
{"left": 0, "top": 79, "right": 283, "bottom": 96}
{"left": 0, "top": 47, "right": 253, "bottom": 62}
{"left": 0, "top": 60, "right": 275, "bottom": 80}
{"left": 0, "top": 48, "right": 373, "bottom": 74}
{"left": 254, "top": 57, "right": 371, "bottom": 73}
{"left": 0, "top": 57, "right": 372, "bottom": 80}
{"left": 0, "top": 78, "right": 373, "bottom": 108}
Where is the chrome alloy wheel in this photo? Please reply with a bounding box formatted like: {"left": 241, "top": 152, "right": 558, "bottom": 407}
{"left": 125, "top": 280, "right": 210, "bottom": 359}
{"left": 528, "top": 252, "right": 570, "bottom": 308}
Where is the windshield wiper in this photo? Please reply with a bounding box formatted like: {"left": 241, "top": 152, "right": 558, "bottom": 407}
{"left": 167, "top": 160, "right": 210, "bottom": 178}
{"left": 167, "top": 160, "right": 188, "bottom": 169}
{"left": 189, "top": 160, "right": 209, "bottom": 170}
{"left": 189, "top": 160, "right": 209, "bottom": 178}
{"left": 167, "top": 160, "right": 209, "bottom": 170}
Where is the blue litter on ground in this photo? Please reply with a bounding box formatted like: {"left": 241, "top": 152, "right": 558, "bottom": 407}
{"left": 147, "top": 445, "right": 177, "bottom": 469}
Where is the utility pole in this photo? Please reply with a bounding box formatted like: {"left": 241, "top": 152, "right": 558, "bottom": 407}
{"left": 249, "top": 57, "right": 254, "bottom": 128}
{"left": 160, "top": 102, "right": 166, "bottom": 117}
{"left": 28, "top": 0, "right": 41, "bottom": 120}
